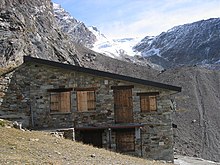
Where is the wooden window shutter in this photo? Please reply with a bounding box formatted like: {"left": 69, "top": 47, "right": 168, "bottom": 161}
{"left": 77, "top": 90, "right": 96, "bottom": 112}
{"left": 77, "top": 91, "right": 88, "bottom": 112}
{"left": 140, "top": 95, "right": 157, "bottom": 112}
{"left": 50, "top": 91, "right": 71, "bottom": 113}
{"left": 60, "top": 92, "right": 71, "bottom": 112}
{"left": 87, "top": 91, "right": 95, "bottom": 111}
{"left": 50, "top": 93, "right": 60, "bottom": 112}
{"left": 140, "top": 95, "right": 150, "bottom": 112}
{"left": 149, "top": 96, "right": 157, "bottom": 111}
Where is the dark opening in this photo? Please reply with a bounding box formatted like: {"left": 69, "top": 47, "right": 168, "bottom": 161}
{"left": 79, "top": 130, "right": 103, "bottom": 148}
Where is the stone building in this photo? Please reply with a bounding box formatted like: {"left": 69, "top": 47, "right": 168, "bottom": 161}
{"left": 0, "top": 56, "right": 181, "bottom": 162}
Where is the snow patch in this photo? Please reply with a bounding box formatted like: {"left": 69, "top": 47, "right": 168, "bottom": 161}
{"left": 142, "top": 47, "right": 161, "bottom": 57}
{"left": 88, "top": 26, "right": 142, "bottom": 58}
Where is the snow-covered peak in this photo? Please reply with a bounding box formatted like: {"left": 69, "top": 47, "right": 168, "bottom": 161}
{"left": 88, "top": 26, "right": 107, "bottom": 42}
{"left": 88, "top": 26, "right": 142, "bottom": 58}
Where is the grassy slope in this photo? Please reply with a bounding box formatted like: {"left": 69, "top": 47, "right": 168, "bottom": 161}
{"left": 0, "top": 126, "right": 171, "bottom": 165}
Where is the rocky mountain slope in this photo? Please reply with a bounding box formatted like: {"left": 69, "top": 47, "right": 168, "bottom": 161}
{"left": 133, "top": 18, "right": 220, "bottom": 68}
{"left": 0, "top": 0, "right": 82, "bottom": 67}
{"left": 157, "top": 67, "right": 220, "bottom": 162}
{"left": 53, "top": 3, "right": 96, "bottom": 48}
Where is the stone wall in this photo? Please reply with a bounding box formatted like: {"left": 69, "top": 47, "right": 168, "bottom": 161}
{"left": 0, "top": 62, "right": 175, "bottom": 162}
{"left": 0, "top": 66, "right": 31, "bottom": 127}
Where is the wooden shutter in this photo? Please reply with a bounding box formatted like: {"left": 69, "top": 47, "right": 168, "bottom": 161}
{"left": 50, "top": 91, "right": 71, "bottom": 112}
{"left": 149, "top": 96, "right": 157, "bottom": 111}
{"left": 87, "top": 91, "right": 95, "bottom": 111}
{"left": 140, "top": 95, "right": 157, "bottom": 112}
{"left": 116, "top": 130, "right": 135, "bottom": 152}
{"left": 77, "top": 91, "right": 88, "bottom": 112}
{"left": 77, "top": 90, "right": 96, "bottom": 112}
{"left": 50, "top": 93, "right": 59, "bottom": 112}
{"left": 140, "top": 95, "right": 150, "bottom": 112}
{"left": 60, "top": 91, "right": 71, "bottom": 112}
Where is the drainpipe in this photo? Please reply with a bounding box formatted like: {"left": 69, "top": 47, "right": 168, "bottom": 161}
{"left": 140, "top": 127, "right": 143, "bottom": 157}
{"left": 108, "top": 128, "right": 112, "bottom": 149}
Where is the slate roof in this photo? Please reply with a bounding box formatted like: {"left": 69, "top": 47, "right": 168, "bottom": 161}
{"left": 24, "top": 56, "right": 181, "bottom": 92}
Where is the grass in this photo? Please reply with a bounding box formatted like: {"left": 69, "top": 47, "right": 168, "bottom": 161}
{"left": 0, "top": 119, "right": 11, "bottom": 127}
{"left": 0, "top": 123, "right": 172, "bottom": 165}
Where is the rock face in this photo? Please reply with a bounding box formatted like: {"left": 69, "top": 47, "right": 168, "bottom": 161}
{"left": 53, "top": 3, "right": 97, "bottom": 48}
{"left": 0, "top": 0, "right": 81, "bottom": 67}
{"left": 157, "top": 67, "right": 220, "bottom": 162}
{"left": 134, "top": 18, "right": 220, "bottom": 68}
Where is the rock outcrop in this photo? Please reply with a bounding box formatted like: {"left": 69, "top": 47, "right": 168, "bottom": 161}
{"left": 53, "top": 3, "right": 97, "bottom": 48}
{"left": 0, "top": 0, "right": 81, "bottom": 67}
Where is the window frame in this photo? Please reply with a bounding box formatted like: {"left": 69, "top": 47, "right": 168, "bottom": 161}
{"left": 137, "top": 92, "right": 159, "bottom": 112}
{"left": 47, "top": 88, "right": 72, "bottom": 114}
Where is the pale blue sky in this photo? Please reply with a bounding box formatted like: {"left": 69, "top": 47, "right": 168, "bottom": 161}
{"left": 52, "top": 0, "right": 220, "bottom": 39}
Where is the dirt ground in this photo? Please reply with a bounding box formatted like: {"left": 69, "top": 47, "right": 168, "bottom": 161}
{"left": 174, "top": 155, "right": 220, "bottom": 165}
{"left": 0, "top": 126, "right": 171, "bottom": 165}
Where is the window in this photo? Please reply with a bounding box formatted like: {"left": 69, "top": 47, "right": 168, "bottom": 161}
{"left": 137, "top": 92, "right": 159, "bottom": 112}
{"left": 76, "top": 88, "right": 96, "bottom": 112}
{"left": 48, "top": 88, "right": 72, "bottom": 113}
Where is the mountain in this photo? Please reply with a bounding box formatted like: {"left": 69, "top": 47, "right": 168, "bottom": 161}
{"left": 134, "top": 18, "right": 220, "bottom": 68}
{"left": 0, "top": 0, "right": 83, "bottom": 67}
{"left": 52, "top": 3, "right": 140, "bottom": 58}
{"left": 52, "top": 4, "right": 220, "bottom": 70}
{"left": 53, "top": 3, "right": 96, "bottom": 48}
{"left": 52, "top": 3, "right": 162, "bottom": 70}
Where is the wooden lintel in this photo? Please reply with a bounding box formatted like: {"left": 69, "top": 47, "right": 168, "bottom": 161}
{"left": 111, "top": 85, "right": 134, "bottom": 90}
{"left": 137, "top": 92, "right": 160, "bottom": 96}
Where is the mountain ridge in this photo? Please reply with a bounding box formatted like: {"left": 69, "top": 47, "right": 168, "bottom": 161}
{"left": 134, "top": 18, "right": 220, "bottom": 68}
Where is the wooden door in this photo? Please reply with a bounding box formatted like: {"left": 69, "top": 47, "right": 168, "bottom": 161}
{"left": 114, "top": 88, "right": 133, "bottom": 123}
{"left": 116, "top": 130, "right": 135, "bottom": 152}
